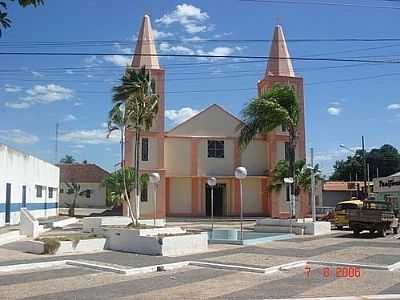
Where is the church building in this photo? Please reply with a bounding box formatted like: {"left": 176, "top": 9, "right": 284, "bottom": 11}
{"left": 124, "top": 15, "right": 308, "bottom": 220}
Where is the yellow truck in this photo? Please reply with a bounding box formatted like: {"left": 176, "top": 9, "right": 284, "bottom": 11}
{"left": 335, "top": 199, "right": 364, "bottom": 230}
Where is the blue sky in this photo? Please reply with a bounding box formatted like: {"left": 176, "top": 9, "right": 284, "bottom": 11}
{"left": 0, "top": 0, "right": 399, "bottom": 175}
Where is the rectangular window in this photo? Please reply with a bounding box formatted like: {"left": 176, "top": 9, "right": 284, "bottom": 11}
{"left": 281, "top": 123, "right": 287, "bottom": 132}
{"left": 140, "top": 185, "right": 148, "bottom": 202}
{"left": 142, "top": 138, "right": 149, "bottom": 161}
{"left": 284, "top": 142, "right": 290, "bottom": 161}
{"left": 22, "top": 185, "right": 27, "bottom": 208}
{"left": 208, "top": 140, "right": 224, "bottom": 158}
{"left": 36, "top": 185, "right": 42, "bottom": 198}
{"left": 48, "top": 187, "right": 53, "bottom": 199}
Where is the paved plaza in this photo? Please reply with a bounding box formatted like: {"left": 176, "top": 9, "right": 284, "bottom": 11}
{"left": 1, "top": 224, "right": 400, "bottom": 299}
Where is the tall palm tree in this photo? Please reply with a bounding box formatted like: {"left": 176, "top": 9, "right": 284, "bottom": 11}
{"left": 112, "top": 66, "right": 159, "bottom": 224}
{"left": 107, "top": 101, "right": 135, "bottom": 220}
{"left": 239, "top": 85, "right": 300, "bottom": 214}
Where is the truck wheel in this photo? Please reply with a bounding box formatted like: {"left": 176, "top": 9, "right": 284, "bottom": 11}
{"left": 393, "top": 227, "right": 398, "bottom": 234}
{"left": 369, "top": 229, "right": 375, "bottom": 234}
{"left": 379, "top": 228, "right": 386, "bottom": 237}
{"left": 353, "top": 229, "right": 361, "bottom": 236}
{"left": 336, "top": 225, "right": 343, "bottom": 230}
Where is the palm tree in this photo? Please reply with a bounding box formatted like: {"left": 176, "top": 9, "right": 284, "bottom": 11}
{"left": 107, "top": 102, "right": 134, "bottom": 221}
{"left": 1, "top": 0, "right": 44, "bottom": 37}
{"left": 269, "top": 160, "right": 320, "bottom": 196}
{"left": 239, "top": 85, "right": 300, "bottom": 213}
{"left": 112, "top": 66, "right": 159, "bottom": 224}
{"left": 60, "top": 155, "right": 75, "bottom": 164}
{"left": 103, "top": 167, "right": 149, "bottom": 224}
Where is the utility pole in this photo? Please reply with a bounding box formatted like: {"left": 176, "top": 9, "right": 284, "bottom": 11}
{"left": 55, "top": 123, "right": 59, "bottom": 164}
{"left": 310, "top": 148, "right": 316, "bottom": 222}
{"left": 362, "top": 136, "right": 367, "bottom": 198}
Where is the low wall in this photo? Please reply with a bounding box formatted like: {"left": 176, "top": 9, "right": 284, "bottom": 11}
{"left": 255, "top": 218, "right": 331, "bottom": 235}
{"left": 20, "top": 238, "right": 106, "bottom": 255}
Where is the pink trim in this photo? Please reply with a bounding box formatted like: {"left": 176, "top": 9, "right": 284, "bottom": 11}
{"left": 191, "top": 138, "right": 199, "bottom": 176}
{"left": 165, "top": 177, "right": 170, "bottom": 215}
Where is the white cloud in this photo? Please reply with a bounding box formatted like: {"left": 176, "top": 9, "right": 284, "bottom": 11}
{"left": 71, "top": 144, "right": 85, "bottom": 149}
{"left": 0, "top": 129, "right": 39, "bottom": 144}
{"left": 5, "top": 101, "right": 31, "bottom": 109}
{"left": 165, "top": 107, "right": 199, "bottom": 125}
{"left": 196, "top": 47, "right": 235, "bottom": 61}
{"left": 156, "top": 4, "right": 210, "bottom": 34}
{"left": 59, "top": 129, "right": 119, "bottom": 144}
{"left": 31, "top": 71, "right": 44, "bottom": 77}
{"left": 62, "top": 114, "right": 77, "bottom": 122}
{"left": 387, "top": 103, "right": 400, "bottom": 110}
{"left": 103, "top": 55, "right": 131, "bottom": 67}
{"left": 101, "top": 122, "right": 108, "bottom": 128}
{"left": 327, "top": 107, "right": 341, "bottom": 115}
{"left": 159, "top": 42, "right": 195, "bottom": 55}
{"left": 153, "top": 29, "right": 174, "bottom": 39}
{"left": 3, "top": 84, "right": 22, "bottom": 93}
{"left": 5, "top": 84, "right": 74, "bottom": 109}
{"left": 73, "top": 101, "right": 82, "bottom": 106}
{"left": 83, "top": 55, "right": 103, "bottom": 67}
{"left": 65, "top": 69, "right": 74, "bottom": 75}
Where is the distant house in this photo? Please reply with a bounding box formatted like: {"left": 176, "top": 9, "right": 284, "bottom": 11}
{"left": 58, "top": 163, "right": 110, "bottom": 208}
{"left": 322, "top": 181, "right": 373, "bottom": 207}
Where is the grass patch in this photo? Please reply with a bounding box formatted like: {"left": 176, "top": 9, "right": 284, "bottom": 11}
{"left": 126, "top": 223, "right": 156, "bottom": 229}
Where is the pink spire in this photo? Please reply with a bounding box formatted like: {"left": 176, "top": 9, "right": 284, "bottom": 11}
{"left": 131, "top": 15, "right": 160, "bottom": 69}
{"left": 266, "top": 25, "right": 295, "bottom": 77}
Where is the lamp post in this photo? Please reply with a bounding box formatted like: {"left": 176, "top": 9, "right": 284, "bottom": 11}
{"left": 149, "top": 172, "right": 160, "bottom": 228}
{"left": 207, "top": 177, "right": 217, "bottom": 234}
{"left": 235, "top": 166, "right": 247, "bottom": 240}
{"left": 307, "top": 166, "right": 321, "bottom": 222}
{"left": 340, "top": 135, "right": 368, "bottom": 198}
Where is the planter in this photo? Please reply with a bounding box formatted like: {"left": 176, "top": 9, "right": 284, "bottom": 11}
{"left": 106, "top": 228, "right": 208, "bottom": 256}
{"left": 20, "top": 238, "right": 106, "bottom": 255}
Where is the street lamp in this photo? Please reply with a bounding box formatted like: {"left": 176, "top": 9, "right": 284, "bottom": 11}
{"left": 207, "top": 177, "right": 217, "bottom": 234}
{"left": 149, "top": 172, "right": 160, "bottom": 227}
{"left": 307, "top": 166, "right": 321, "bottom": 222}
{"left": 340, "top": 136, "right": 368, "bottom": 198}
{"left": 284, "top": 177, "right": 294, "bottom": 218}
{"left": 235, "top": 166, "right": 247, "bottom": 240}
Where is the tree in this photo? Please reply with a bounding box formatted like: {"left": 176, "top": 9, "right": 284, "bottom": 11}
{"left": 269, "top": 160, "right": 320, "bottom": 196}
{"left": 60, "top": 155, "right": 75, "bottom": 164}
{"left": 103, "top": 167, "right": 148, "bottom": 224}
{"left": 239, "top": 85, "right": 300, "bottom": 214}
{"left": 331, "top": 144, "right": 400, "bottom": 181}
{"left": 112, "top": 66, "right": 159, "bottom": 224}
{"left": 0, "top": 0, "right": 44, "bottom": 37}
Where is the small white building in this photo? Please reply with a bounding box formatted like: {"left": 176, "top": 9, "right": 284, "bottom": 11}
{"left": 0, "top": 144, "right": 60, "bottom": 227}
{"left": 58, "top": 163, "right": 109, "bottom": 208}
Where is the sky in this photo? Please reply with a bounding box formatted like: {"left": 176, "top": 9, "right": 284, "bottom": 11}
{"left": 0, "top": 0, "right": 399, "bottom": 175}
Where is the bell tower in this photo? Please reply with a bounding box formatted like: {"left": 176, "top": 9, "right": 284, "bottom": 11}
{"left": 258, "top": 25, "right": 307, "bottom": 218}
{"left": 124, "top": 15, "right": 166, "bottom": 220}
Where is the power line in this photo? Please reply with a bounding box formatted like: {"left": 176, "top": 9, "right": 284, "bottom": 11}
{"left": 0, "top": 52, "right": 399, "bottom": 64}
{"left": 240, "top": 0, "right": 400, "bottom": 10}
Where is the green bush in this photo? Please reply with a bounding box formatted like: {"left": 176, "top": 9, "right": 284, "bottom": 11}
{"left": 41, "top": 238, "right": 61, "bottom": 255}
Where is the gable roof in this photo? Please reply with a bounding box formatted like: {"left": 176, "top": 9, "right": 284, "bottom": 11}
{"left": 58, "top": 163, "right": 110, "bottom": 183}
{"left": 167, "top": 104, "right": 244, "bottom": 136}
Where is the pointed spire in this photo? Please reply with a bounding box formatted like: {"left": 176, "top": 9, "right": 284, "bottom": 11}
{"left": 265, "top": 25, "right": 295, "bottom": 77}
{"left": 131, "top": 15, "right": 160, "bottom": 69}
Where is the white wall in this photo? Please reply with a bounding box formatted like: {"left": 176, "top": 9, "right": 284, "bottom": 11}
{"left": 198, "top": 139, "right": 235, "bottom": 176}
{"left": 165, "top": 138, "right": 191, "bottom": 176}
{"left": 0, "top": 144, "right": 59, "bottom": 227}
{"left": 243, "top": 178, "right": 262, "bottom": 214}
{"left": 169, "top": 178, "right": 192, "bottom": 214}
{"left": 59, "top": 182, "right": 107, "bottom": 208}
{"left": 241, "top": 140, "right": 268, "bottom": 175}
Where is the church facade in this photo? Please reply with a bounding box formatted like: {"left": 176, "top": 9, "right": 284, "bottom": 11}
{"left": 124, "top": 15, "right": 308, "bottom": 220}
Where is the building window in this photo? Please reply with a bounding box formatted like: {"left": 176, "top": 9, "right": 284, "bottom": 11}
{"left": 85, "top": 190, "right": 91, "bottom": 198}
{"left": 284, "top": 142, "right": 290, "bottom": 161}
{"left": 208, "top": 140, "right": 224, "bottom": 158}
{"left": 22, "top": 185, "right": 26, "bottom": 208}
{"left": 281, "top": 123, "right": 287, "bottom": 132}
{"left": 142, "top": 138, "right": 149, "bottom": 161}
{"left": 48, "top": 187, "right": 53, "bottom": 199}
{"left": 140, "top": 185, "right": 148, "bottom": 202}
{"left": 36, "top": 185, "right": 43, "bottom": 198}
{"left": 151, "top": 79, "right": 156, "bottom": 95}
